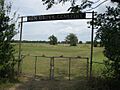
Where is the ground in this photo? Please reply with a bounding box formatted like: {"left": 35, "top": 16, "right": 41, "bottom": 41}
{"left": 8, "top": 75, "right": 110, "bottom": 90}
{"left": 8, "top": 75, "right": 88, "bottom": 90}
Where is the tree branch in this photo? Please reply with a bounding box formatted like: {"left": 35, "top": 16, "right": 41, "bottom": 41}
{"left": 86, "top": 0, "right": 108, "bottom": 11}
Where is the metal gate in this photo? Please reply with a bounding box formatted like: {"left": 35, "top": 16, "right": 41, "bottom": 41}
{"left": 21, "top": 55, "right": 89, "bottom": 80}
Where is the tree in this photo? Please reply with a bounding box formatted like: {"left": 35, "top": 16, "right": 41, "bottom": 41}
{"left": 0, "top": 0, "right": 17, "bottom": 80}
{"left": 65, "top": 33, "right": 78, "bottom": 46}
{"left": 111, "top": 0, "right": 120, "bottom": 3}
{"left": 42, "top": 0, "right": 94, "bottom": 12}
{"left": 79, "top": 41, "right": 83, "bottom": 44}
{"left": 93, "top": 4, "right": 120, "bottom": 80}
{"left": 42, "top": 0, "right": 119, "bottom": 12}
{"left": 48, "top": 35, "right": 58, "bottom": 45}
{"left": 85, "top": 41, "right": 91, "bottom": 44}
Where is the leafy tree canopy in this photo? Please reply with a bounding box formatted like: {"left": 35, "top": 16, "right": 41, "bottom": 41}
{"left": 111, "top": 0, "right": 120, "bottom": 3}
{"left": 42, "top": 0, "right": 94, "bottom": 12}
{"left": 0, "top": 0, "right": 17, "bottom": 80}
{"left": 42, "top": 0, "right": 119, "bottom": 12}
{"left": 65, "top": 33, "right": 78, "bottom": 46}
{"left": 48, "top": 35, "right": 58, "bottom": 45}
{"left": 93, "top": 4, "right": 120, "bottom": 79}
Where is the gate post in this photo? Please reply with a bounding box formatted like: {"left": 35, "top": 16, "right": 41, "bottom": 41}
{"left": 50, "top": 57, "right": 54, "bottom": 80}
{"left": 86, "top": 58, "right": 89, "bottom": 80}
{"left": 50, "top": 58, "right": 52, "bottom": 80}
{"left": 68, "top": 58, "right": 71, "bottom": 80}
{"left": 18, "top": 17, "right": 23, "bottom": 75}
{"left": 34, "top": 56, "right": 37, "bottom": 77}
{"left": 90, "top": 11, "right": 94, "bottom": 79}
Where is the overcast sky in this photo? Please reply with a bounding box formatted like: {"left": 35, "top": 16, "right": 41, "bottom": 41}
{"left": 11, "top": 0, "right": 117, "bottom": 42}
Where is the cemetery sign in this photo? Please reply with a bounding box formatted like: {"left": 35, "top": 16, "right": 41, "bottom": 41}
{"left": 27, "top": 13, "right": 86, "bottom": 22}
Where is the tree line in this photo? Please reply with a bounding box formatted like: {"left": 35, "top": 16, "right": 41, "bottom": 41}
{"left": 12, "top": 34, "right": 103, "bottom": 47}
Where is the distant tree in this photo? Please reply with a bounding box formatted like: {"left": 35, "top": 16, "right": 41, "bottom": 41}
{"left": 65, "top": 33, "right": 78, "bottom": 46}
{"left": 79, "top": 41, "right": 83, "bottom": 44}
{"left": 94, "top": 37, "right": 98, "bottom": 47}
{"left": 0, "top": 0, "right": 17, "bottom": 80}
{"left": 94, "top": 40, "right": 97, "bottom": 47}
{"left": 60, "top": 41, "right": 66, "bottom": 44}
{"left": 48, "top": 35, "right": 58, "bottom": 45}
{"left": 85, "top": 41, "right": 91, "bottom": 44}
{"left": 57, "top": 41, "right": 60, "bottom": 44}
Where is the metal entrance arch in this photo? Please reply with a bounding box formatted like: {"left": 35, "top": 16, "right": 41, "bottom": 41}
{"left": 18, "top": 12, "right": 95, "bottom": 79}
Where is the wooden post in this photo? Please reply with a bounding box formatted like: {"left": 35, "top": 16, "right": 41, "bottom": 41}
{"left": 34, "top": 56, "right": 37, "bottom": 77}
{"left": 52, "top": 57, "right": 54, "bottom": 80}
{"left": 20, "top": 55, "right": 23, "bottom": 74}
{"left": 86, "top": 58, "right": 89, "bottom": 80}
{"left": 90, "top": 11, "right": 94, "bottom": 79}
{"left": 18, "top": 17, "right": 23, "bottom": 75}
{"left": 68, "top": 58, "right": 71, "bottom": 80}
{"left": 50, "top": 58, "right": 52, "bottom": 80}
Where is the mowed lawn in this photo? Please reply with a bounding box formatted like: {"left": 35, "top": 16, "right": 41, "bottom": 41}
{"left": 15, "top": 43, "right": 105, "bottom": 80}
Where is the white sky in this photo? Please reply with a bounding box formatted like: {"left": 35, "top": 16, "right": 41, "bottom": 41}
{"left": 11, "top": 0, "right": 117, "bottom": 42}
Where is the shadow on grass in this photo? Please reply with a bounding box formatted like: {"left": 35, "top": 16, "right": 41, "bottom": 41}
{"left": 11, "top": 75, "right": 120, "bottom": 90}
{"left": 0, "top": 78, "right": 20, "bottom": 90}
{"left": 15, "top": 76, "right": 75, "bottom": 90}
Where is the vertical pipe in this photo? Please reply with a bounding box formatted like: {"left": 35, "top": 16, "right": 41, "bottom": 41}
{"left": 35, "top": 56, "right": 37, "bottom": 77}
{"left": 18, "top": 17, "right": 23, "bottom": 75}
{"left": 69, "top": 58, "right": 71, "bottom": 80}
{"left": 90, "top": 11, "right": 94, "bottom": 79}
{"left": 50, "top": 57, "right": 54, "bottom": 80}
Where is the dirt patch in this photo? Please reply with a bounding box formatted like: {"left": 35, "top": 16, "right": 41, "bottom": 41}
{"left": 8, "top": 75, "right": 87, "bottom": 90}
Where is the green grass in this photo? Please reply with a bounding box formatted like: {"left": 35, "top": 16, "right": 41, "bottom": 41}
{"left": 0, "top": 83, "right": 14, "bottom": 89}
{"left": 0, "top": 43, "right": 107, "bottom": 89}
{"left": 14, "top": 43, "right": 105, "bottom": 80}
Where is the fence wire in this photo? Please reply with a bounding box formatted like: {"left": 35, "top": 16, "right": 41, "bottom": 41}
{"left": 20, "top": 55, "right": 89, "bottom": 80}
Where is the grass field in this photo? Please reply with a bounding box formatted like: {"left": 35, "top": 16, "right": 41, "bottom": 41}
{"left": 0, "top": 43, "right": 107, "bottom": 90}
{"left": 14, "top": 43, "right": 105, "bottom": 80}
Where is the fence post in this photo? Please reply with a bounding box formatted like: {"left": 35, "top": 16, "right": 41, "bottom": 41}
{"left": 18, "top": 17, "right": 23, "bottom": 75}
{"left": 68, "top": 58, "right": 71, "bottom": 80}
{"left": 34, "top": 56, "right": 37, "bottom": 77}
{"left": 20, "top": 55, "right": 23, "bottom": 74}
{"left": 50, "top": 58, "right": 51, "bottom": 80}
{"left": 50, "top": 57, "right": 54, "bottom": 80}
{"left": 86, "top": 58, "right": 89, "bottom": 80}
{"left": 52, "top": 57, "right": 54, "bottom": 80}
